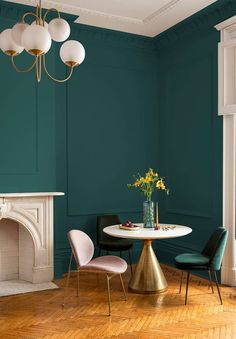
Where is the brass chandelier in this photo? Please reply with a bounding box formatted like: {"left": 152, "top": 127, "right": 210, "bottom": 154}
{"left": 0, "top": 0, "right": 85, "bottom": 83}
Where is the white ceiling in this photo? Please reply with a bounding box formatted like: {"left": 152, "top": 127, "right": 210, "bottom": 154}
{"left": 5, "top": 0, "right": 217, "bottom": 37}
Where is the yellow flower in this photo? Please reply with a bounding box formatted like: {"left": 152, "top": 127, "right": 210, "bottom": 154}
{"left": 128, "top": 168, "right": 169, "bottom": 196}
{"left": 134, "top": 177, "right": 145, "bottom": 186}
{"left": 148, "top": 168, "right": 158, "bottom": 178}
{"left": 149, "top": 168, "right": 154, "bottom": 175}
{"left": 156, "top": 179, "right": 166, "bottom": 190}
{"left": 156, "top": 180, "right": 163, "bottom": 189}
{"left": 144, "top": 177, "right": 151, "bottom": 183}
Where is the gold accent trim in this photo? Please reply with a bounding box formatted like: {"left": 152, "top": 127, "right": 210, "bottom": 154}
{"left": 11, "top": 55, "right": 37, "bottom": 73}
{"left": 65, "top": 61, "right": 79, "bottom": 68}
{"left": 5, "top": 50, "right": 18, "bottom": 57}
{"left": 43, "top": 55, "right": 74, "bottom": 83}
{"left": 128, "top": 239, "right": 168, "bottom": 294}
{"left": 28, "top": 49, "right": 44, "bottom": 56}
{"left": 36, "top": 56, "right": 41, "bottom": 82}
{"left": 22, "top": 11, "right": 38, "bottom": 23}
{"left": 43, "top": 7, "right": 61, "bottom": 25}
{"left": 7, "top": 0, "right": 78, "bottom": 84}
{"left": 129, "top": 285, "right": 168, "bottom": 295}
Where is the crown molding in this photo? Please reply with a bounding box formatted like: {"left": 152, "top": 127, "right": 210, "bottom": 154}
{"left": 155, "top": 0, "right": 236, "bottom": 50}
{"left": 0, "top": 1, "right": 157, "bottom": 52}
{"left": 2, "top": 0, "right": 228, "bottom": 52}
{"left": 5, "top": 0, "right": 183, "bottom": 26}
{"left": 74, "top": 7, "right": 142, "bottom": 25}
{"left": 4, "top": 0, "right": 216, "bottom": 37}
{"left": 143, "top": 0, "right": 182, "bottom": 24}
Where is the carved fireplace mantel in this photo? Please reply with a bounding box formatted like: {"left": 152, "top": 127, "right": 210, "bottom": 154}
{"left": 0, "top": 192, "right": 64, "bottom": 283}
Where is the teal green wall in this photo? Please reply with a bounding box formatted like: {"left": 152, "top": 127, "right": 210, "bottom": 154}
{"left": 54, "top": 25, "right": 159, "bottom": 276}
{"left": 153, "top": 0, "right": 236, "bottom": 271}
{"left": 0, "top": 2, "right": 56, "bottom": 192}
{"left": 0, "top": 0, "right": 235, "bottom": 278}
{"left": 155, "top": 22, "right": 222, "bottom": 267}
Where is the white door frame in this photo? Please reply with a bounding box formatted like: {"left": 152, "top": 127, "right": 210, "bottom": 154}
{"left": 216, "top": 17, "right": 236, "bottom": 286}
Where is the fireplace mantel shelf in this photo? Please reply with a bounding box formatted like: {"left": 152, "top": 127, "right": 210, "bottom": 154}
{"left": 0, "top": 192, "right": 64, "bottom": 197}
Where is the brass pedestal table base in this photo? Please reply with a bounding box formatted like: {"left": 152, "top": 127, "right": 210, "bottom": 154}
{"left": 129, "top": 239, "right": 168, "bottom": 294}
{"left": 103, "top": 224, "right": 193, "bottom": 294}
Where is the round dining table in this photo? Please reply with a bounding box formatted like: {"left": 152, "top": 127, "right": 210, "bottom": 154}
{"left": 103, "top": 223, "right": 192, "bottom": 294}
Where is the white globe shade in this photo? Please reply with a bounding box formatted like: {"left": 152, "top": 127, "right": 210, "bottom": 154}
{"left": 48, "top": 18, "right": 70, "bottom": 42}
{"left": 22, "top": 25, "right": 51, "bottom": 56}
{"left": 60, "top": 40, "right": 85, "bottom": 67}
{"left": 12, "top": 22, "right": 29, "bottom": 46}
{"left": 31, "top": 20, "right": 49, "bottom": 30}
{"left": 0, "top": 29, "right": 23, "bottom": 56}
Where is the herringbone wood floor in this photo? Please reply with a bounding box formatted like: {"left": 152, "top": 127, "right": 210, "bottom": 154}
{"left": 0, "top": 265, "right": 235, "bottom": 338}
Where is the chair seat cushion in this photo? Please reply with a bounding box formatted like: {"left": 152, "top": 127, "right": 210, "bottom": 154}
{"left": 81, "top": 255, "right": 128, "bottom": 274}
{"left": 99, "top": 240, "right": 133, "bottom": 251}
{"left": 174, "top": 252, "right": 210, "bottom": 269}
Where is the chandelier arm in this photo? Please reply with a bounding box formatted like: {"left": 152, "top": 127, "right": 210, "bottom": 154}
{"left": 42, "top": 55, "right": 74, "bottom": 83}
{"left": 43, "top": 8, "right": 61, "bottom": 23}
{"left": 22, "top": 12, "right": 39, "bottom": 23}
{"left": 36, "top": 56, "right": 42, "bottom": 82}
{"left": 39, "top": 0, "right": 43, "bottom": 22}
{"left": 36, "top": 3, "right": 39, "bottom": 24}
{"left": 11, "top": 56, "right": 37, "bottom": 73}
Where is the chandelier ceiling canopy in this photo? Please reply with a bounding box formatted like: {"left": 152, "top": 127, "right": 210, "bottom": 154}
{"left": 0, "top": 0, "right": 85, "bottom": 83}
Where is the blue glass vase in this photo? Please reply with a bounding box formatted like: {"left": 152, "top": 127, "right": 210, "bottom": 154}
{"left": 143, "top": 200, "right": 155, "bottom": 228}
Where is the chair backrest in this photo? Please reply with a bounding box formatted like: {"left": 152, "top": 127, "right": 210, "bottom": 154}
{"left": 68, "top": 230, "right": 94, "bottom": 267}
{"left": 202, "top": 227, "right": 228, "bottom": 271}
{"left": 96, "top": 215, "right": 121, "bottom": 245}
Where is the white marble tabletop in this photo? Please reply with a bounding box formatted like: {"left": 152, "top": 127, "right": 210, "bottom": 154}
{"left": 103, "top": 223, "right": 192, "bottom": 240}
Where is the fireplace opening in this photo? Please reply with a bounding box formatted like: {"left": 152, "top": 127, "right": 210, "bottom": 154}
{"left": 0, "top": 218, "right": 34, "bottom": 282}
{"left": 0, "top": 192, "right": 63, "bottom": 296}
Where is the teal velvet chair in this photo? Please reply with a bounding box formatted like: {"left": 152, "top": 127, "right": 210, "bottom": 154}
{"left": 97, "top": 215, "right": 133, "bottom": 274}
{"left": 174, "top": 227, "right": 228, "bottom": 305}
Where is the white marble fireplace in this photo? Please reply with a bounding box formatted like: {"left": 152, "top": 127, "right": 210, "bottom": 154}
{"left": 0, "top": 192, "right": 63, "bottom": 284}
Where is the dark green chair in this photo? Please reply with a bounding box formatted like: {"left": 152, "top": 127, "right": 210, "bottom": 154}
{"left": 174, "top": 227, "right": 228, "bottom": 305}
{"left": 97, "top": 215, "right": 133, "bottom": 274}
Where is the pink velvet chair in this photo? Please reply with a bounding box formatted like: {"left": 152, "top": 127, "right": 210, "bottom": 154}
{"left": 63, "top": 230, "right": 128, "bottom": 315}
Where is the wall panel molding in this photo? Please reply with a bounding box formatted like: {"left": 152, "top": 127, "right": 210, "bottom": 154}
{"left": 64, "top": 60, "right": 158, "bottom": 217}
{"left": 163, "top": 53, "right": 215, "bottom": 219}
{"left": 0, "top": 82, "right": 39, "bottom": 176}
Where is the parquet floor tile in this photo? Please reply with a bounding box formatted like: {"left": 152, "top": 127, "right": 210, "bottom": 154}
{"left": 0, "top": 265, "right": 235, "bottom": 338}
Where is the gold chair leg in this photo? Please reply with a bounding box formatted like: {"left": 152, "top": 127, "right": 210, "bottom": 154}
{"left": 179, "top": 271, "right": 184, "bottom": 294}
{"left": 119, "top": 274, "right": 127, "bottom": 301}
{"left": 185, "top": 272, "right": 190, "bottom": 305}
{"left": 208, "top": 270, "right": 214, "bottom": 294}
{"left": 106, "top": 274, "right": 112, "bottom": 316}
{"left": 62, "top": 252, "right": 73, "bottom": 307}
{"left": 214, "top": 271, "right": 223, "bottom": 305}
